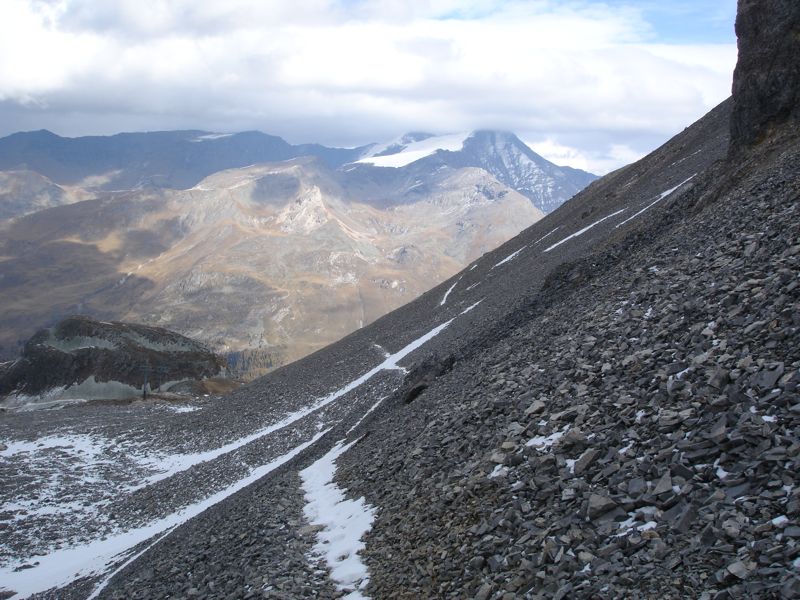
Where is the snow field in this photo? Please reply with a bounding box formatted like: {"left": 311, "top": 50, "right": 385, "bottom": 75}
{"left": 0, "top": 432, "right": 328, "bottom": 600}
{"left": 356, "top": 133, "right": 469, "bottom": 168}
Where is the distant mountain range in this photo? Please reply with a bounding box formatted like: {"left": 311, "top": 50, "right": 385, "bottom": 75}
{"left": 0, "top": 128, "right": 596, "bottom": 376}
{"left": 0, "top": 129, "right": 366, "bottom": 190}
{"left": 0, "top": 128, "right": 596, "bottom": 214}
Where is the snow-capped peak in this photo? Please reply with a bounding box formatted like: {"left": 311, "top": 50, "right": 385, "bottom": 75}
{"left": 352, "top": 129, "right": 597, "bottom": 213}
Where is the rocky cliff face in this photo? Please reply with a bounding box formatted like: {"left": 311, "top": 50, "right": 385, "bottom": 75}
{"left": 730, "top": 0, "right": 800, "bottom": 151}
{"left": 0, "top": 316, "right": 225, "bottom": 408}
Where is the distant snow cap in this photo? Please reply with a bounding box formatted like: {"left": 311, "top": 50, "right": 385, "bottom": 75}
{"left": 356, "top": 132, "right": 471, "bottom": 168}
{"left": 190, "top": 133, "right": 235, "bottom": 142}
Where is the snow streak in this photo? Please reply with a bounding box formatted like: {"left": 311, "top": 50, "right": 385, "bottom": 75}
{"left": 301, "top": 439, "right": 375, "bottom": 599}
{"left": 493, "top": 246, "right": 527, "bottom": 268}
{"left": 533, "top": 226, "right": 560, "bottom": 245}
{"left": 615, "top": 175, "right": 696, "bottom": 229}
{"left": 440, "top": 277, "right": 462, "bottom": 306}
{"left": 544, "top": 209, "right": 626, "bottom": 253}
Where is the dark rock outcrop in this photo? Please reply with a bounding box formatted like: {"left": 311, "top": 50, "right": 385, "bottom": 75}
{"left": 0, "top": 315, "right": 225, "bottom": 406}
{"left": 730, "top": 0, "right": 800, "bottom": 151}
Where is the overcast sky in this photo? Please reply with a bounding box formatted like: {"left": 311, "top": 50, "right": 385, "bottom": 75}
{"left": 0, "top": 0, "right": 737, "bottom": 174}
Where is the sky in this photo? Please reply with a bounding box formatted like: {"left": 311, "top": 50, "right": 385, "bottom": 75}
{"left": 0, "top": 0, "right": 738, "bottom": 174}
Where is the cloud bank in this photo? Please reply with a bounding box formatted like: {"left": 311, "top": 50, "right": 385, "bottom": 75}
{"left": 0, "top": 0, "right": 737, "bottom": 173}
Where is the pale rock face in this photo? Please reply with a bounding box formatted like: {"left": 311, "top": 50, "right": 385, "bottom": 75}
{"left": 276, "top": 187, "right": 330, "bottom": 234}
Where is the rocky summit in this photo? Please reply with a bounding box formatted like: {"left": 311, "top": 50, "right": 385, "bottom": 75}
{"left": 0, "top": 2, "right": 798, "bottom": 600}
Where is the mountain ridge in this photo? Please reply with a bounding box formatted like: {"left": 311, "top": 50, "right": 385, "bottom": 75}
{"left": 0, "top": 156, "right": 544, "bottom": 376}
{"left": 0, "top": 128, "right": 370, "bottom": 191}
{"left": 0, "top": 126, "right": 592, "bottom": 375}
{"left": 0, "top": 127, "right": 596, "bottom": 216}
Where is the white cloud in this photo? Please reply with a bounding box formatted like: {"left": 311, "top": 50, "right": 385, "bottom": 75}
{"left": 0, "top": 0, "right": 737, "bottom": 173}
{"left": 529, "top": 138, "right": 645, "bottom": 174}
{"left": 528, "top": 138, "right": 597, "bottom": 172}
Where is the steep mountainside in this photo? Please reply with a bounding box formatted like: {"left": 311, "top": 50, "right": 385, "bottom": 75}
{"left": 1, "top": 3, "right": 797, "bottom": 599}
{"left": 0, "top": 157, "right": 543, "bottom": 374}
{"left": 0, "top": 316, "right": 225, "bottom": 409}
{"left": 355, "top": 130, "right": 597, "bottom": 213}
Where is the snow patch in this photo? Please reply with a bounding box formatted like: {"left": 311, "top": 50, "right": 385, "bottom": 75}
{"left": 0, "top": 434, "right": 105, "bottom": 459}
{"left": 161, "top": 404, "right": 201, "bottom": 414}
{"left": 615, "top": 509, "right": 659, "bottom": 537}
{"left": 301, "top": 439, "right": 375, "bottom": 599}
{"left": 526, "top": 426, "right": 568, "bottom": 450}
{"left": 488, "top": 464, "right": 509, "bottom": 479}
{"left": 618, "top": 441, "right": 635, "bottom": 455}
{"left": 0, "top": 433, "right": 158, "bottom": 527}
{"left": 191, "top": 133, "right": 234, "bottom": 142}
